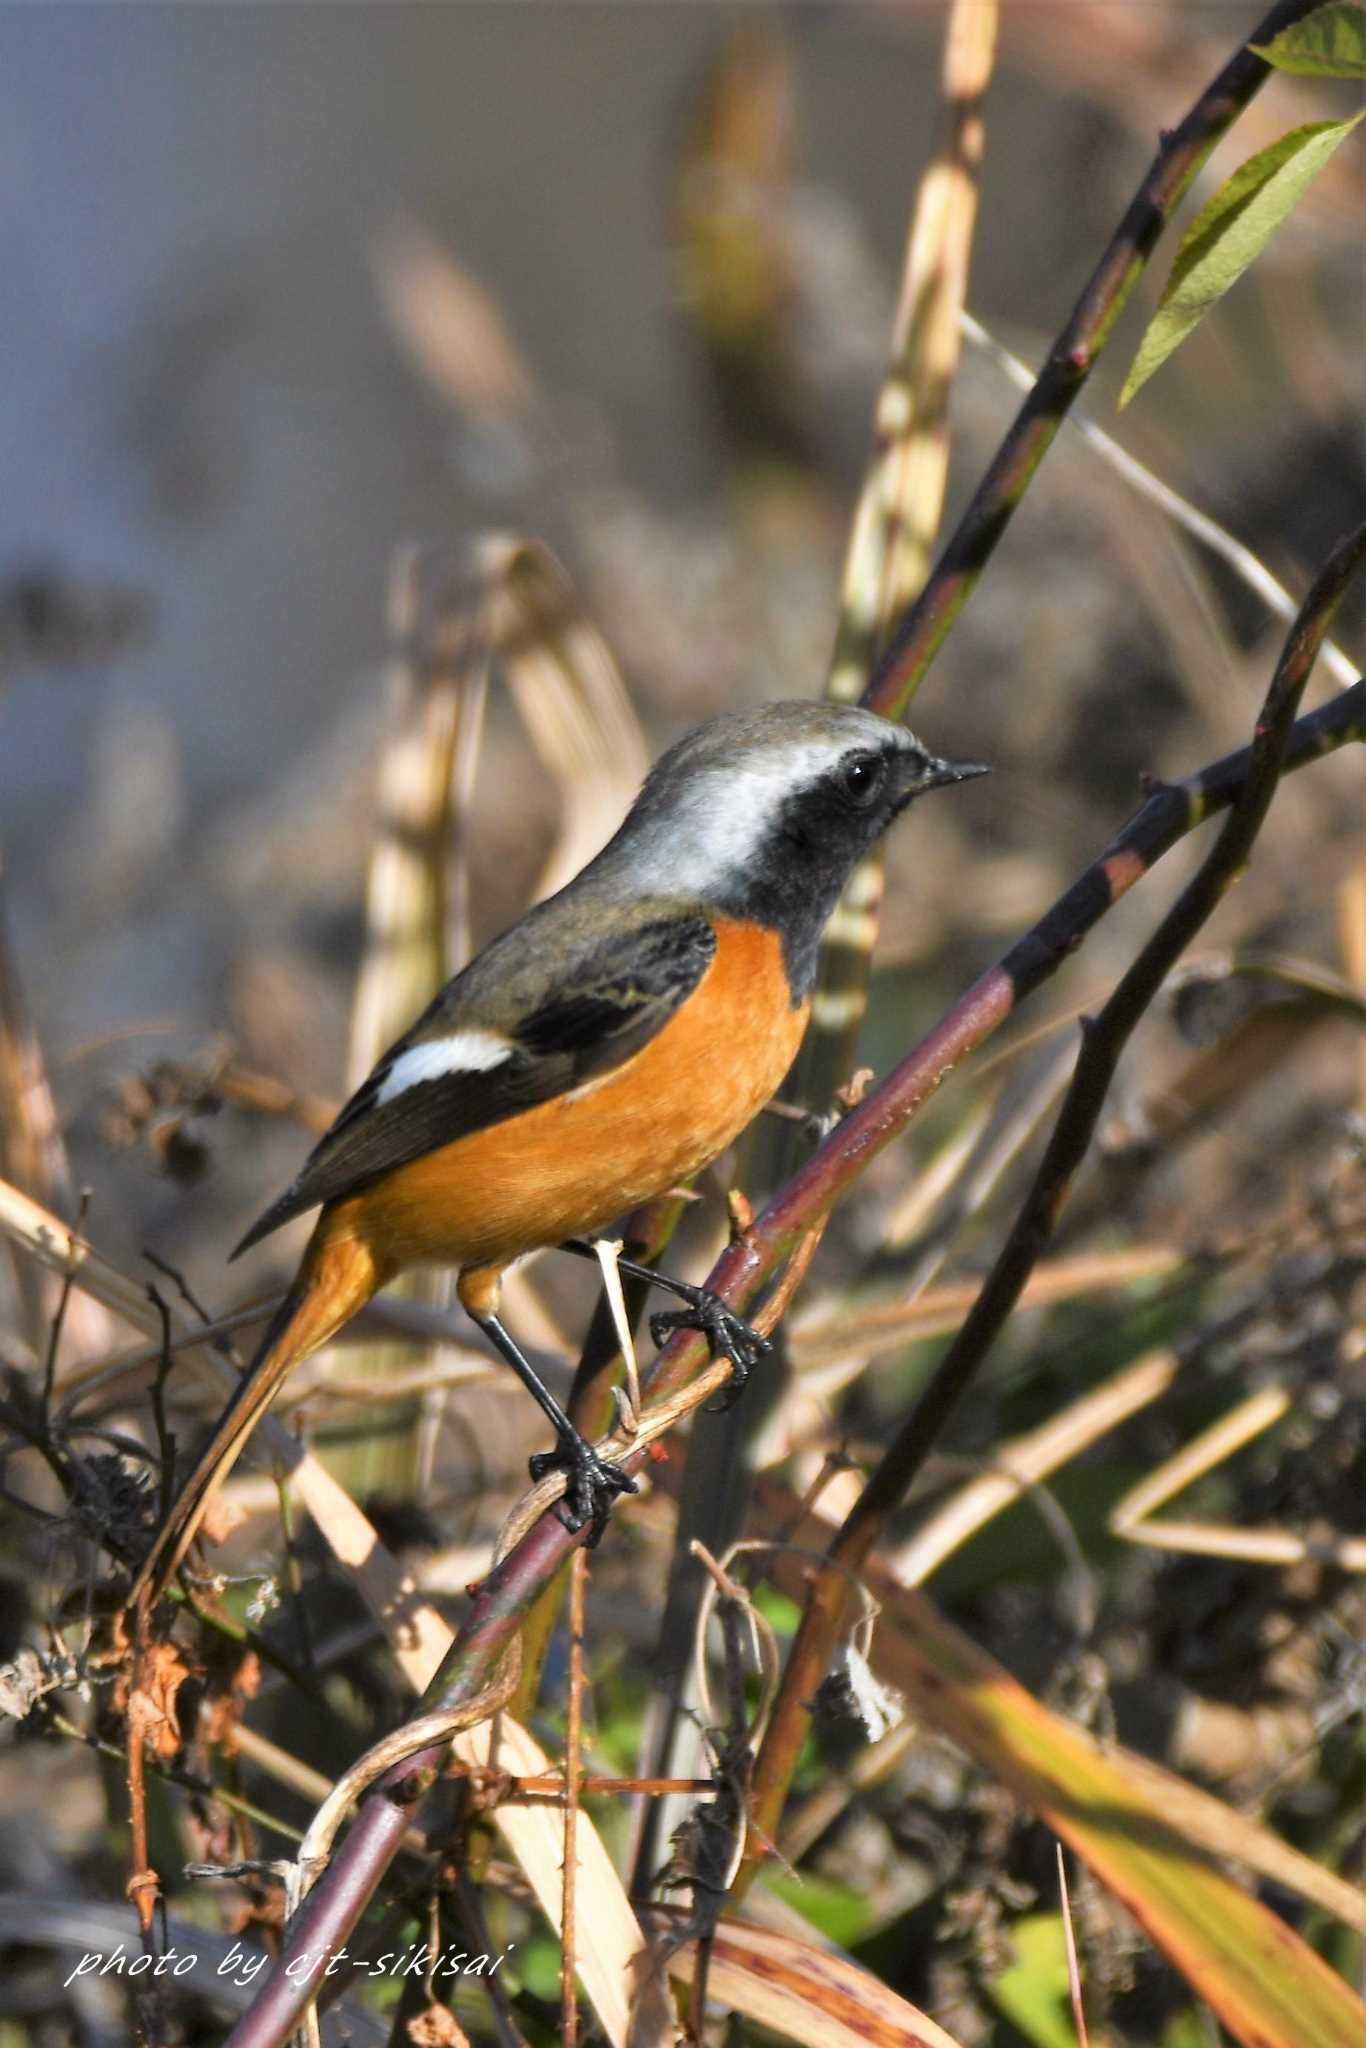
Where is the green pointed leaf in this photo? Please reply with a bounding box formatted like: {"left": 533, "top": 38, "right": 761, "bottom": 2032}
{"left": 989, "top": 1915, "right": 1077, "bottom": 2048}
{"left": 869, "top": 1585, "right": 1366, "bottom": 2048}
{"left": 1252, "top": 3, "right": 1366, "bottom": 76}
{"left": 1120, "top": 113, "right": 1365, "bottom": 407}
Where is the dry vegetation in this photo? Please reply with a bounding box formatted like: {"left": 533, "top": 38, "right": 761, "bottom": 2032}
{"left": 1, "top": 5, "right": 1363, "bottom": 2046}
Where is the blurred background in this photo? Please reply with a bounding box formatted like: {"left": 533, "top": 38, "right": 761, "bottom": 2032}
{"left": 3, "top": 2, "right": 1360, "bottom": 1283}
{"left": 1, "top": 4, "right": 1363, "bottom": 2042}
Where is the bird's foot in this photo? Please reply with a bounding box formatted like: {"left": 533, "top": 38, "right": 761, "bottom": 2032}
{"left": 649, "top": 1290, "right": 771, "bottom": 1412}
{"left": 529, "top": 1435, "right": 637, "bottom": 1548}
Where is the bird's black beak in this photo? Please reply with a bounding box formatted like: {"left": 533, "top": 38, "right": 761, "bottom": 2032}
{"left": 889, "top": 742, "right": 991, "bottom": 818}
{"left": 921, "top": 752, "right": 990, "bottom": 791}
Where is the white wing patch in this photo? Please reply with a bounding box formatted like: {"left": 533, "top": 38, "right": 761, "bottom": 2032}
{"left": 376, "top": 1029, "right": 516, "bottom": 1104}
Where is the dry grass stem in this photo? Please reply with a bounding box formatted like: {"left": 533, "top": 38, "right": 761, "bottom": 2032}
{"left": 747, "top": 1474, "right": 1366, "bottom": 1940}
{"left": 292, "top": 1641, "right": 522, "bottom": 1904}
{"left": 960, "top": 308, "right": 1360, "bottom": 691}
{"left": 1110, "top": 1384, "right": 1366, "bottom": 1571}
{"left": 792, "top": 1248, "right": 1182, "bottom": 1369}
{"left": 477, "top": 535, "right": 648, "bottom": 901}
{"left": 828, "top": 0, "right": 997, "bottom": 703}
{"left": 689, "top": 1539, "right": 782, "bottom": 1753}
{"left": 592, "top": 1238, "right": 640, "bottom": 1428}
{"left": 1338, "top": 861, "right": 1366, "bottom": 1116}
{"left": 1056, "top": 1843, "right": 1090, "bottom": 2048}
{"left": 8, "top": 9, "right": 1364, "bottom": 2045}
{"left": 891, "top": 1348, "right": 1180, "bottom": 1586}
{"left": 372, "top": 220, "right": 542, "bottom": 431}
{"left": 560, "top": 1547, "right": 587, "bottom": 2048}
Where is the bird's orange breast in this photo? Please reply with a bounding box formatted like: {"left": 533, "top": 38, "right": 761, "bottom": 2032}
{"left": 320, "top": 918, "right": 807, "bottom": 1279}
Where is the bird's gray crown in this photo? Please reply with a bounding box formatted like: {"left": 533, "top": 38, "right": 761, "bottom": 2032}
{"left": 614, "top": 702, "right": 925, "bottom": 898}
{"left": 567, "top": 700, "right": 983, "bottom": 1000}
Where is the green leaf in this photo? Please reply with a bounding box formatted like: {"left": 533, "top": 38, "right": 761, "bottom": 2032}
{"left": 767, "top": 1870, "right": 876, "bottom": 1947}
{"left": 1163, "top": 2014, "right": 1223, "bottom": 2048}
{"left": 989, "top": 1914, "right": 1077, "bottom": 2048}
{"left": 869, "top": 1582, "right": 1366, "bottom": 2047}
{"left": 752, "top": 1582, "right": 804, "bottom": 1634}
{"left": 1252, "top": 3, "right": 1366, "bottom": 76}
{"left": 1120, "top": 113, "right": 1364, "bottom": 407}
{"left": 516, "top": 1932, "right": 563, "bottom": 2002}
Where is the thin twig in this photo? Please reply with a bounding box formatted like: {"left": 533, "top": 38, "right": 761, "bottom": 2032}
{"left": 142, "top": 1247, "right": 224, "bottom": 1336}
{"left": 504, "top": 1773, "right": 715, "bottom": 1799}
{"left": 47, "top": 1721, "right": 315, "bottom": 1928}
{"left": 788, "top": 0, "right": 998, "bottom": 1156}
{"left": 288, "top": 1640, "right": 521, "bottom": 1927}
{"left": 739, "top": 520, "right": 1366, "bottom": 1888}
{"left": 960, "top": 309, "right": 1359, "bottom": 689}
{"left": 560, "top": 1548, "right": 587, "bottom": 2048}
{"left": 689, "top": 1540, "right": 782, "bottom": 1755}
{"left": 676, "top": 1542, "right": 763, "bottom": 2039}
{"left": 216, "top": 669, "right": 1366, "bottom": 2048}
{"left": 454, "top": 1870, "right": 533, "bottom": 2048}
{"left": 1057, "top": 1842, "right": 1090, "bottom": 2048}
{"left": 272, "top": 1471, "right": 316, "bottom": 1673}
{"left": 124, "top": 1595, "right": 164, "bottom": 2047}
{"left": 41, "top": 1189, "right": 90, "bottom": 1421}
{"left": 146, "top": 1283, "right": 177, "bottom": 1520}
{"left": 863, "top": 0, "right": 1326, "bottom": 722}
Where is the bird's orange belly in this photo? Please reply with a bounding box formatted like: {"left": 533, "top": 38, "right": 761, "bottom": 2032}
{"left": 323, "top": 919, "right": 808, "bottom": 1277}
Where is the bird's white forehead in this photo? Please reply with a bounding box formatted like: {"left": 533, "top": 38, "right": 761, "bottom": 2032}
{"left": 641, "top": 726, "right": 905, "bottom": 891}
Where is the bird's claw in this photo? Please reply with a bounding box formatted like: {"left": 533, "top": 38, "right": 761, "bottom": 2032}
{"left": 529, "top": 1437, "right": 637, "bottom": 1547}
{"left": 650, "top": 1293, "right": 771, "bottom": 1412}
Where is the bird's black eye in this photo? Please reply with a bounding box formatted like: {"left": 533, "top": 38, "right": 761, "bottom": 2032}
{"left": 839, "top": 752, "right": 884, "bottom": 807}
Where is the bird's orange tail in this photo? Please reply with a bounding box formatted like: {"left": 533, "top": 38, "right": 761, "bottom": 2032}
{"left": 128, "top": 1220, "right": 385, "bottom": 1606}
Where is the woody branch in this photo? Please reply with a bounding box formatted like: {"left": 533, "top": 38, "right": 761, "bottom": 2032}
{"left": 739, "top": 517, "right": 1366, "bottom": 1885}
{"left": 862, "top": 0, "right": 1325, "bottom": 725}
{"left": 220, "top": 0, "right": 1348, "bottom": 2028}
{"left": 226, "top": 640, "right": 1366, "bottom": 2045}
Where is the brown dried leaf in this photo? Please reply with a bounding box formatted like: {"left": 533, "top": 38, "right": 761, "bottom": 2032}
{"left": 644, "top": 1905, "right": 966, "bottom": 2047}
{"left": 197, "top": 1492, "right": 248, "bottom": 1551}
{"left": 200, "top": 1646, "right": 262, "bottom": 1753}
{"left": 406, "top": 2008, "right": 474, "bottom": 2047}
{"left": 122, "top": 1639, "right": 194, "bottom": 1761}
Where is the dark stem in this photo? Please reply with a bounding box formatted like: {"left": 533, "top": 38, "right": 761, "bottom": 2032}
{"left": 848, "top": 533, "right": 1366, "bottom": 1557}
{"left": 40, "top": 1189, "right": 89, "bottom": 1423}
{"left": 862, "top": 0, "right": 1324, "bottom": 723}
{"left": 146, "top": 1282, "right": 177, "bottom": 1520}
{"left": 223, "top": 667, "right": 1365, "bottom": 2046}
{"left": 739, "top": 520, "right": 1366, "bottom": 1886}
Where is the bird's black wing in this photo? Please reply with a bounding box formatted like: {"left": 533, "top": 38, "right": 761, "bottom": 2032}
{"left": 232, "top": 912, "right": 717, "bottom": 1255}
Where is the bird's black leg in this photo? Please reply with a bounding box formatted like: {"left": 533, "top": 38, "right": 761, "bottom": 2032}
{"left": 466, "top": 1308, "right": 636, "bottom": 1546}
{"left": 560, "top": 1240, "right": 771, "bottom": 1413}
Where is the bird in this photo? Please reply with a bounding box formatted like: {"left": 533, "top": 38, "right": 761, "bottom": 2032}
{"left": 129, "top": 701, "right": 986, "bottom": 1602}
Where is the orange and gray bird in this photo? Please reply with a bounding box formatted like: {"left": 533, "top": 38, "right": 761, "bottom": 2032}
{"left": 131, "top": 701, "right": 986, "bottom": 1600}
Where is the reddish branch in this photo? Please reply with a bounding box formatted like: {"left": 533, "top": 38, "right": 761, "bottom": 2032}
{"left": 222, "top": 664, "right": 1365, "bottom": 2045}
{"left": 740, "top": 520, "right": 1366, "bottom": 1883}
{"left": 219, "top": 1, "right": 1345, "bottom": 2030}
